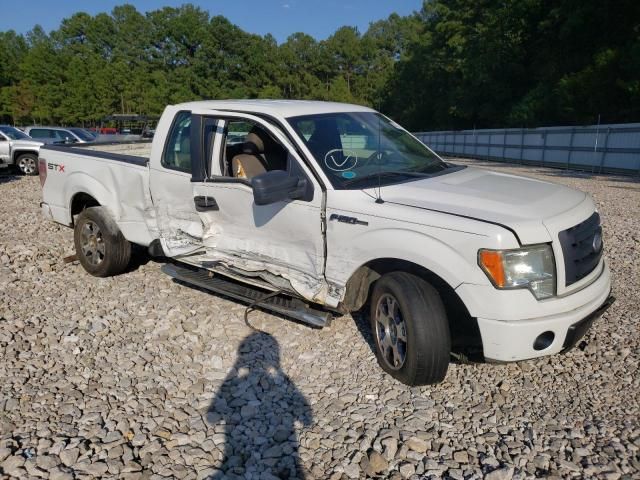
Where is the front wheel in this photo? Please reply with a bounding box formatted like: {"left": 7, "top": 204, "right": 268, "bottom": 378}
{"left": 16, "top": 153, "right": 39, "bottom": 176}
{"left": 74, "top": 207, "right": 131, "bottom": 277}
{"left": 369, "top": 272, "right": 450, "bottom": 386}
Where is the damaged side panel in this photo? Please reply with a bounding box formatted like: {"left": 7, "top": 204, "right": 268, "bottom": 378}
{"left": 178, "top": 248, "right": 329, "bottom": 304}
{"left": 151, "top": 200, "right": 205, "bottom": 257}
{"left": 148, "top": 158, "right": 206, "bottom": 257}
{"left": 176, "top": 182, "right": 335, "bottom": 306}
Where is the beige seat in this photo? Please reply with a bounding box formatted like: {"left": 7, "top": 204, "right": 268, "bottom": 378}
{"left": 231, "top": 128, "right": 286, "bottom": 179}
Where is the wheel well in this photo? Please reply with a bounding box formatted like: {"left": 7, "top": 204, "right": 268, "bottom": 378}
{"left": 71, "top": 193, "right": 100, "bottom": 223}
{"left": 342, "top": 258, "right": 483, "bottom": 359}
{"left": 12, "top": 150, "right": 37, "bottom": 162}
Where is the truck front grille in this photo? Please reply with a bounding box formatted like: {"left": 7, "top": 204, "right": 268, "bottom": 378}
{"left": 558, "top": 212, "right": 603, "bottom": 286}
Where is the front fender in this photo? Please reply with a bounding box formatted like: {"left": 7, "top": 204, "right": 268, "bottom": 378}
{"left": 326, "top": 227, "right": 492, "bottom": 292}
{"left": 11, "top": 148, "right": 40, "bottom": 163}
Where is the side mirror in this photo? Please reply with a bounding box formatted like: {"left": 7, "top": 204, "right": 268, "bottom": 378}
{"left": 250, "top": 170, "right": 305, "bottom": 206}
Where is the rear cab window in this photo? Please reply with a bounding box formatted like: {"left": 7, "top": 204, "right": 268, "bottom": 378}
{"left": 162, "top": 111, "right": 192, "bottom": 173}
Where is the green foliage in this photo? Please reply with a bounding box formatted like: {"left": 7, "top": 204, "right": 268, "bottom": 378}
{"left": 383, "top": 0, "right": 640, "bottom": 129}
{"left": 0, "top": 30, "right": 27, "bottom": 120}
{"left": 0, "top": 1, "right": 638, "bottom": 128}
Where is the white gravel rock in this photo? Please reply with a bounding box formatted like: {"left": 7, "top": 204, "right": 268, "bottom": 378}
{"left": 0, "top": 164, "right": 638, "bottom": 478}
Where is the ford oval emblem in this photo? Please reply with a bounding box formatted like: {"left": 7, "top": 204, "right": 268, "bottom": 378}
{"left": 592, "top": 231, "right": 602, "bottom": 252}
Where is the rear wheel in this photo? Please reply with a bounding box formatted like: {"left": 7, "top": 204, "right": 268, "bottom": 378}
{"left": 370, "top": 272, "right": 450, "bottom": 385}
{"left": 74, "top": 207, "right": 131, "bottom": 277}
{"left": 16, "top": 153, "right": 38, "bottom": 176}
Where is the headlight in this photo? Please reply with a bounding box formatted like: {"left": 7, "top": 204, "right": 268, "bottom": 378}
{"left": 478, "top": 244, "right": 556, "bottom": 300}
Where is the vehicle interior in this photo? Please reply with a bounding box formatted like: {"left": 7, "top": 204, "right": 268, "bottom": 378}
{"left": 222, "top": 121, "right": 288, "bottom": 179}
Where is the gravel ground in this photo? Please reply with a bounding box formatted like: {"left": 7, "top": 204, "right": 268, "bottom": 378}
{"left": 0, "top": 160, "right": 638, "bottom": 480}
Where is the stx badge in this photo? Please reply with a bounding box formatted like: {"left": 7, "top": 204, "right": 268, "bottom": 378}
{"left": 48, "top": 162, "right": 65, "bottom": 172}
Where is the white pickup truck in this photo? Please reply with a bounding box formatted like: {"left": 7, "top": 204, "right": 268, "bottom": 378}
{"left": 39, "top": 100, "right": 613, "bottom": 385}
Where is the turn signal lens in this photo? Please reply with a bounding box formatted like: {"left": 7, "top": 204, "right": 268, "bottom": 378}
{"left": 478, "top": 250, "right": 505, "bottom": 287}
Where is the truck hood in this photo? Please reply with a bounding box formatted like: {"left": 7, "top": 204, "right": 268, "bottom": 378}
{"left": 10, "top": 139, "right": 43, "bottom": 149}
{"left": 370, "top": 166, "right": 587, "bottom": 244}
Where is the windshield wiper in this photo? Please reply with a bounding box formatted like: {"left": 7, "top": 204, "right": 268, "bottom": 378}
{"left": 342, "top": 171, "right": 430, "bottom": 187}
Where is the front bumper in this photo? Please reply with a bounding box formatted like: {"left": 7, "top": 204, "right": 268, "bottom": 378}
{"left": 468, "top": 261, "right": 613, "bottom": 362}
{"left": 560, "top": 295, "right": 615, "bottom": 352}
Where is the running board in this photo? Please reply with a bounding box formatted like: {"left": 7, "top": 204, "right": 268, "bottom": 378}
{"left": 161, "top": 263, "right": 331, "bottom": 328}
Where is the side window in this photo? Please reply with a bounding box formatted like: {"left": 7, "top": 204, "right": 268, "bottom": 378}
{"left": 227, "top": 121, "right": 253, "bottom": 147}
{"left": 54, "top": 130, "right": 71, "bottom": 141}
{"left": 222, "top": 120, "right": 288, "bottom": 179}
{"left": 162, "top": 111, "right": 192, "bottom": 173}
{"left": 30, "top": 129, "right": 53, "bottom": 139}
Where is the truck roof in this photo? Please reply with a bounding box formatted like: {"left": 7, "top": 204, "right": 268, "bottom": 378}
{"left": 174, "top": 99, "right": 374, "bottom": 118}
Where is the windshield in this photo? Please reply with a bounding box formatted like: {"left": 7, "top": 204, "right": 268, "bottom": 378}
{"left": 0, "top": 126, "right": 30, "bottom": 140}
{"left": 288, "top": 112, "right": 450, "bottom": 189}
{"left": 69, "top": 128, "right": 97, "bottom": 142}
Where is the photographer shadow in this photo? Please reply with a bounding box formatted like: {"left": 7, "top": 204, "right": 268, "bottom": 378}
{"left": 206, "top": 331, "right": 312, "bottom": 479}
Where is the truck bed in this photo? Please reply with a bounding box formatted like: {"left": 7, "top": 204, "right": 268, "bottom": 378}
{"left": 43, "top": 140, "right": 152, "bottom": 165}
{"left": 86, "top": 141, "right": 153, "bottom": 158}
{"left": 40, "top": 141, "right": 154, "bottom": 246}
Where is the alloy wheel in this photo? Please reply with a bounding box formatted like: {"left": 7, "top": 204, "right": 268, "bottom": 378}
{"left": 18, "top": 157, "right": 37, "bottom": 175}
{"left": 374, "top": 293, "right": 408, "bottom": 370}
{"left": 80, "top": 220, "right": 105, "bottom": 266}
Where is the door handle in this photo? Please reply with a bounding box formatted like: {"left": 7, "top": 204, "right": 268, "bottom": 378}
{"left": 194, "top": 196, "right": 219, "bottom": 212}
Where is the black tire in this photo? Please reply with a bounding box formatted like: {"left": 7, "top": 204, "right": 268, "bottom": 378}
{"left": 16, "top": 153, "right": 39, "bottom": 176}
{"left": 74, "top": 206, "right": 131, "bottom": 277}
{"left": 369, "top": 272, "right": 450, "bottom": 386}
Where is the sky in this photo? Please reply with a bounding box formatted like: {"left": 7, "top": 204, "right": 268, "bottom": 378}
{"left": 0, "top": 0, "right": 423, "bottom": 43}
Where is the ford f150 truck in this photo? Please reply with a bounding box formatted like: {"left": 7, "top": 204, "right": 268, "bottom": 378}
{"left": 0, "top": 125, "right": 43, "bottom": 175}
{"left": 39, "top": 100, "right": 613, "bottom": 385}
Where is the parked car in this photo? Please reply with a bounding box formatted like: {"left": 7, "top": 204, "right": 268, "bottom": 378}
{"left": 24, "top": 126, "right": 97, "bottom": 144}
{"left": 0, "top": 125, "right": 43, "bottom": 175}
{"left": 39, "top": 100, "right": 613, "bottom": 386}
